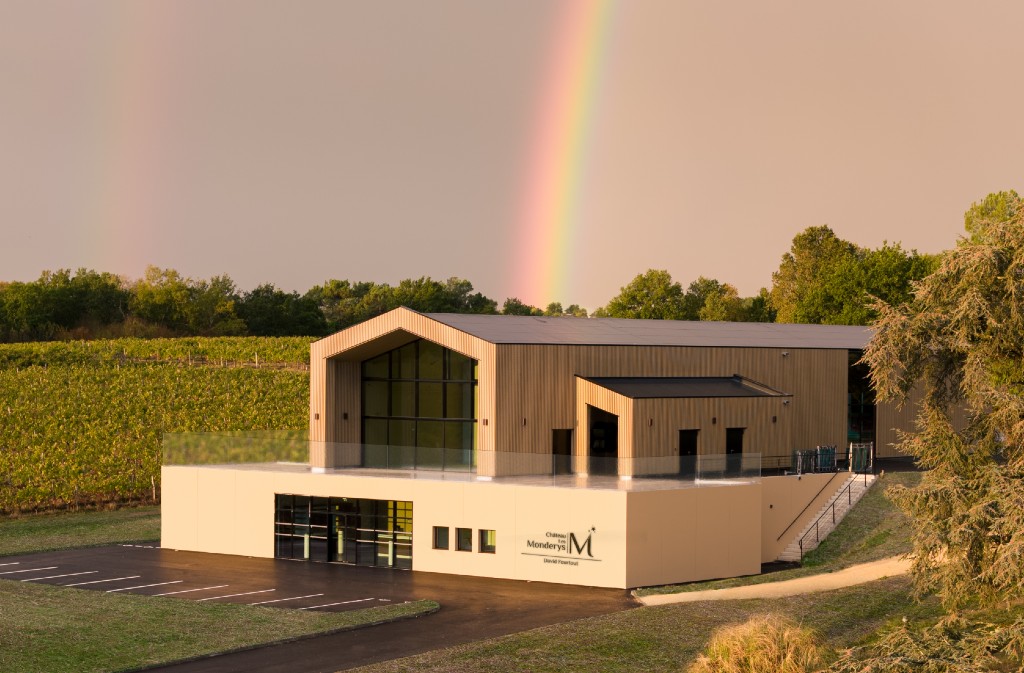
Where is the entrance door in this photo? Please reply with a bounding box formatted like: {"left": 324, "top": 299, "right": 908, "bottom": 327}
{"left": 679, "top": 429, "right": 699, "bottom": 478}
{"left": 725, "top": 427, "right": 745, "bottom": 475}
{"left": 552, "top": 429, "right": 573, "bottom": 475}
{"left": 588, "top": 406, "right": 619, "bottom": 475}
{"left": 277, "top": 494, "right": 412, "bottom": 569}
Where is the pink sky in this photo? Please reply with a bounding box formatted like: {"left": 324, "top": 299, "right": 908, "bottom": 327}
{"left": 1, "top": 1, "right": 1022, "bottom": 311}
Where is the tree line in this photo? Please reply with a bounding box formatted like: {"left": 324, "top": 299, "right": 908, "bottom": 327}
{"left": 2, "top": 191, "right": 1013, "bottom": 343}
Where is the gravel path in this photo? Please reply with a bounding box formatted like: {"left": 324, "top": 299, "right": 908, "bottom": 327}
{"left": 637, "top": 556, "right": 912, "bottom": 606}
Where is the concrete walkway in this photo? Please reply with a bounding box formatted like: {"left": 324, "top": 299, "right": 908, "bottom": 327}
{"left": 638, "top": 556, "right": 912, "bottom": 606}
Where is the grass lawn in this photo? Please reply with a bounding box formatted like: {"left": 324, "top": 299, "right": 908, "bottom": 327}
{"left": 351, "top": 576, "right": 939, "bottom": 673}
{"left": 636, "top": 470, "right": 920, "bottom": 597}
{"left": 0, "top": 579, "right": 438, "bottom": 673}
{"left": 0, "top": 506, "right": 161, "bottom": 557}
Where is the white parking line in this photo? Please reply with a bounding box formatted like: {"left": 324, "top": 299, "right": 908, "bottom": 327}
{"left": 249, "top": 593, "right": 324, "bottom": 606}
{"left": 0, "top": 562, "right": 20, "bottom": 567}
{"left": 299, "top": 597, "right": 375, "bottom": 610}
{"left": 197, "top": 589, "right": 275, "bottom": 602}
{"left": 153, "top": 585, "right": 228, "bottom": 597}
{"left": 0, "top": 566, "right": 57, "bottom": 575}
{"left": 106, "top": 580, "right": 183, "bottom": 593}
{"left": 22, "top": 571, "right": 97, "bottom": 582}
{"left": 64, "top": 575, "right": 141, "bottom": 587}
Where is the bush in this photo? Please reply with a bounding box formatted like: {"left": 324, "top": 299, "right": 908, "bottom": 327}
{"left": 687, "top": 613, "right": 832, "bottom": 673}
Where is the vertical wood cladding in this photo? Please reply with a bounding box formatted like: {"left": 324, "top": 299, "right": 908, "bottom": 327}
{"left": 496, "top": 344, "right": 846, "bottom": 464}
{"left": 875, "top": 386, "right": 970, "bottom": 458}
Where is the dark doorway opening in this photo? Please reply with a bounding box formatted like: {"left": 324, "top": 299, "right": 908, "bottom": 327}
{"left": 848, "top": 350, "right": 876, "bottom": 444}
{"left": 552, "top": 429, "right": 573, "bottom": 475}
{"left": 726, "top": 427, "right": 745, "bottom": 475}
{"left": 679, "top": 429, "right": 699, "bottom": 478}
{"left": 588, "top": 406, "right": 618, "bottom": 476}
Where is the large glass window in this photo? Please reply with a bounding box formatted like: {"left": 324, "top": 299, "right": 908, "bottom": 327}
{"left": 361, "top": 340, "right": 478, "bottom": 469}
{"left": 275, "top": 494, "right": 412, "bottom": 570}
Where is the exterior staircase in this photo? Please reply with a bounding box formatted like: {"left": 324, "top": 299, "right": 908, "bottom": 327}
{"left": 778, "top": 473, "right": 877, "bottom": 562}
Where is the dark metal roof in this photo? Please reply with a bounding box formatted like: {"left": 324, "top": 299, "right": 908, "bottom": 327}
{"left": 582, "top": 376, "right": 788, "bottom": 399}
{"left": 423, "top": 313, "right": 870, "bottom": 349}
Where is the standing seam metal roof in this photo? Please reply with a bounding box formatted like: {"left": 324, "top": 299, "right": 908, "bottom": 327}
{"left": 423, "top": 313, "right": 870, "bottom": 349}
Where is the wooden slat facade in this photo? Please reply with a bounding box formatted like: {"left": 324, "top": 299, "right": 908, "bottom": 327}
{"left": 309, "top": 309, "right": 917, "bottom": 474}
{"left": 495, "top": 343, "right": 846, "bottom": 464}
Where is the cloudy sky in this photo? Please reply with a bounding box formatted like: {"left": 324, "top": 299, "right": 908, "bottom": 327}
{"left": 2, "top": 1, "right": 1023, "bottom": 311}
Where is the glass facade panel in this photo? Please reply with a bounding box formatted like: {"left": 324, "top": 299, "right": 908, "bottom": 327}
{"left": 448, "top": 350, "right": 474, "bottom": 381}
{"left": 361, "top": 340, "right": 478, "bottom": 465}
{"left": 479, "top": 529, "right": 496, "bottom": 553}
{"left": 418, "top": 382, "right": 444, "bottom": 417}
{"left": 445, "top": 383, "right": 474, "bottom": 419}
{"left": 457, "top": 527, "right": 472, "bottom": 552}
{"left": 419, "top": 340, "right": 444, "bottom": 379}
{"left": 390, "top": 381, "right": 416, "bottom": 417}
{"left": 363, "top": 353, "right": 389, "bottom": 378}
{"left": 363, "top": 419, "right": 388, "bottom": 447}
{"left": 389, "top": 419, "right": 416, "bottom": 448}
{"left": 277, "top": 494, "right": 412, "bottom": 569}
{"left": 364, "top": 381, "right": 389, "bottom": 417}
{"left": 433, "top": 526, "right": 449, "bottom": 549}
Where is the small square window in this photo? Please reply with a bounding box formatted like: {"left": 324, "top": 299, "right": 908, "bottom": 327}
{"left": 432, "top": 526, "right": 449, "bottom": 550}
{"left": 456, "top": 527, "right": 472, "bottom": 552}
{"left": 479, "top": 529, "right": 496, "bottom": 554}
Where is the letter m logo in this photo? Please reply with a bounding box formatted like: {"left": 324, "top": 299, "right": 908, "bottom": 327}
{"left": 568, "top": 532, "right": 593, "bottom": 558}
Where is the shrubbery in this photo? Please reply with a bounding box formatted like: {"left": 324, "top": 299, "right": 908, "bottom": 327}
{"left": 687, "top": 613, "right": 832, "bottom": 673}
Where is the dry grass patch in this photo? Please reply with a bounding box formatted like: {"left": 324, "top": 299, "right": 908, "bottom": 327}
{"left": 687, "top": 613, "right": 833, "bottom": 673}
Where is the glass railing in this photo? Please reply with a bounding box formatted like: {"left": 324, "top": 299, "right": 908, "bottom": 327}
{"left": 163, "top": 430, "right": 308, "bottom": 465}
{"left": 163, "top": 432, "right": 761, "bottom": 483}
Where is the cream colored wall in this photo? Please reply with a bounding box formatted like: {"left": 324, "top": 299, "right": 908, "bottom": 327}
{"left": 162, "top": 465, "right": 770, "bottom": 589}
{"left": 760, "top": 472, "right": 850, "bottom": 562}
{"left": 624, "top": 483, "right": 761, "bottom": 587}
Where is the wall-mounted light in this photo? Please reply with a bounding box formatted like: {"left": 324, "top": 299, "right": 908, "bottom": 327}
{"left": 482, "top": 419, "right": 488, "bottom": 426}
{"left": 648, "top": 418, "right": 653, "bottom": 427}
{"left": 712, "top": 417, "right": 717, "bottom": 425}
{"left": 782, "top": 351, "right": 790, "bottom": 357}
{"left": 772, "top": 415, "right": 777, "bottom": 423}
{"left": 523, "top": 418, "right": 527, "bottom": 426}
{"left": 314, "top": 413, "right": 320, "bottom": 420}
{"left": 782, "top": 400, "right": 790, "bottom": 406}
{"left": 342, "top": 412, "right": 348, "bottom": 420}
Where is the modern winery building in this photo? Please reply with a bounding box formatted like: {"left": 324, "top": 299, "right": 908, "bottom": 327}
{"left": 161, "top": 308, "right": 915, "bottom": 589}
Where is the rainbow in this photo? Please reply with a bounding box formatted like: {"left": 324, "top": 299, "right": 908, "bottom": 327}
{"left": 85, "top": 4, "right": 181, "bottom": 270}
{"left": 512, "top": 0, "right": 616, "bottom": 309}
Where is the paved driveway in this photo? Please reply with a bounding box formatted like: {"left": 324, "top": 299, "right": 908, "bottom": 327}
{"left": 4, "top": 545, "right": 635, "bottom": 672}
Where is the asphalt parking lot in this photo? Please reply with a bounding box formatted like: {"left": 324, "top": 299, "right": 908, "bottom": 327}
{"left": 2, "top": 545, "right": 416, "bottom": 613}
{"left": 4, "top": 545, "right": 635, "bottom": 672}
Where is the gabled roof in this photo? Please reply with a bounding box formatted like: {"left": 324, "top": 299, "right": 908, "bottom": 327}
{"left": 423, "top": 313, "right": 870, "bottom": 349}
{"left": 582, "top": 375, "right": 788, "bottom": 399}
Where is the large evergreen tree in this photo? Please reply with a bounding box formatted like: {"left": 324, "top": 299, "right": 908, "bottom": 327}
{"left": 864, "top": 203, "right": 1024, "bottom": 611}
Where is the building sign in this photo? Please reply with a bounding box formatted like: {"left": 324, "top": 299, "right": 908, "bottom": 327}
{"left": 522, "top": 527, "right": 601, "bottom": 566}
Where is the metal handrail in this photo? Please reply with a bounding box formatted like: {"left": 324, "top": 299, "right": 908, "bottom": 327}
{"left": 775, "top": 471, "right": 846, "bottom": 542}
{"left": 797, "top": 470, "right": 871, "bottom": 561}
